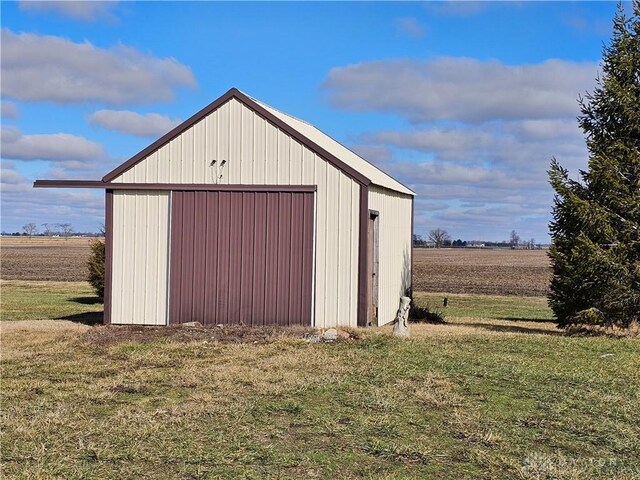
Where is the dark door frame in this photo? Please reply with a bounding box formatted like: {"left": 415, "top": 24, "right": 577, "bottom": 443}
{"left": 368, "top": 209, "right": 380, "bottom": 326}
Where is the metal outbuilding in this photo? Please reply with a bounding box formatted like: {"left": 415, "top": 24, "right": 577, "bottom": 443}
{"left": 35, "top": 88, "right": 415, "bottom": 328}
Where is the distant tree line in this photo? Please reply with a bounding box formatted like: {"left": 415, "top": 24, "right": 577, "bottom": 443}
{"left": 413, "top": 229, "right": 543, "bottom": 249}
{"left": 3, "top": 223, "right": 103, "bottom": 238}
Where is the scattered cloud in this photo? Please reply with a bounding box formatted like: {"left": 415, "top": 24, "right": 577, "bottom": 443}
{"left": 325, "top": 55, "right": 595, "bottom": 240}
{"left": 1, "top": 101, "right": 18, "bottom": 119}
{"left": 352, "top": 117, "right": 587, "bottom": 240}
{"left": 19, "top": 1, "right": 120, "bottom": 23}
{"left": 365, "top": 119, "right": 586, "bottom": 172}
{"left": 1, "top": 126, "right": 104, "bottom": 162}
{"left": 566, "top": 15, "right": 611, "bottom": 36}
{"left": 395, "top": 17, "right": 427, "bottom": 39}
{"left": 1, "top": 163, "right": 105, "bottom": 232}
{"left": 323, "top": 57, "right": 597, "bottom": 123}
{"left": 564, "top": 8, "right": 613, "bottom": 37}
{"left": 0, "top": 161, "right": 27, "bottom": 185}
{"left": 349, "top": 144, "right": 392, "bottom": 165}
{"left": 88, "top": 110, "right": 182, "bottom": 137}
{"left": 1, "top": 28, "right": 197, "bottom": 105}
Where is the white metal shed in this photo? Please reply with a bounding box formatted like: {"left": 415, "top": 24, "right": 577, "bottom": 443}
{"left": 36, "top": 88, "right": 415, "bottom": 328}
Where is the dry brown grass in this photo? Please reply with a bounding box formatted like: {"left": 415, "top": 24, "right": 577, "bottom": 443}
{"left": 2, "top": 320, "right": 638, "bottom": 479}
{"left": 1, "top": 237, "right": 98, "bottom": 282}
{"left": 414, "top": 248, "right": 551, "bottom": 297}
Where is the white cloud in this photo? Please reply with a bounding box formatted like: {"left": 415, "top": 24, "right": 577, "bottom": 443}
{"left": 323, "top": 57, "right": 597, "bottom": 123}
{"left": 88, "top": 110, "right": 182, "bottom": 137}
{"left": 365, "top": 119, "right": 586, "bottom": 173}
{"left": 19, "top": 1, "right": 120, "bottom": 22}
{"left": 395, "top": 17, "right": 427, "bottom": 38}
{"left": 350, "top": 144, "right": 392, "bottom": 164}
{"left": 0, "top": 162, "right": 106, "bottom": 233}
{"left": 1, "top": 101, "right": 18, "bottom": 119}
{"left": 384, "top": 160, "right": 540, "bottom": 191}
{"left": 1, "top": 29, "right": 197, "bottom": 105}
{"left": 323, "top": 54, "right": 595, "bottom": 240}
{"left": 0, "top": 164, "right": 27, "bottom": 185}
{"left": 1, "top": 126, "right": 104, "bottom": 163}
{"left": 503, "top": 119, "right": 582, "bottom": 140}
{"left": 367, "top": 127, "right": 494, "bottom": 160}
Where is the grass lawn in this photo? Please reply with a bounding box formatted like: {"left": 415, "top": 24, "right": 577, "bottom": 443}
{"left": 1, "top": 280, "right": 103, "bottom": 322}
{"left": 1, "top": 281, "right": 639, "bottom": 479}
{"left": 414, "top": 292, "right": 554, "bottom": 322}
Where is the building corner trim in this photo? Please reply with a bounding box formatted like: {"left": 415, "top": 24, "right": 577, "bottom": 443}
{"left": 357, "top": 184, "right": 369, "bottom": 327}
{"left": 104, "top": 189, "right": 113, "bottom": 325}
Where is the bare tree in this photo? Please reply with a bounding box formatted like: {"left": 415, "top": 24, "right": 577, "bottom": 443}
{"left": 510, "top": 230, "right": 520, "bottom": 249}
{"left": 56, "top": 223, "right": 74, "bottom": 239}
{"left": 22, "top": 223, "right": 38, "bottom": 239}
{"left": 413, "top": 234, "right": 426, "bottom": 247}
{"left": 41, "top": 223, "right": 53, "bottom": 237}
{"left": 529, "top": 238, "right": 536, "bottom": 250}
{"left": 429, "top": 228, "right": 451, "bottom": 248}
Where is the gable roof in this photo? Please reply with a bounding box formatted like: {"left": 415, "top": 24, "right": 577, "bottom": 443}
{"left": 103, "top": 88, "right": 414, "bottom": 196}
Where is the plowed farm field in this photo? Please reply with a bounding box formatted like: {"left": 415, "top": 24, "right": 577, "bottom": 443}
{"left": 413, "top": 248, "right": 550, "bottom": 297}
{"left": 1, "top": 237, "right": 97, "bottom": 282}
{"left": 1, "top": 238, "right": 550, "bottom": 296}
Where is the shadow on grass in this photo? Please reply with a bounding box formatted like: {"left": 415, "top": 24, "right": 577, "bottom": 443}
{"left": 464, "top": 322, "right": 563, "bottom": 336}
{"left": 56, "top": 311, "right": 103, "bottom": 326}
{"left": 69, "top": 296, "right": 102, "bottom": 305}
{"left": 496, "top": 316, "right": 555, "bottom": 323}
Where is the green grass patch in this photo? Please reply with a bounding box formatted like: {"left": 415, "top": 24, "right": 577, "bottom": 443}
{"left": 2, "top": 327, "right": 638, "bottom": 479}
{"left": 1, "top": 281, "right": 638, "bottom": 478}
{"left": 1, "top": 280, "right": 102, "bottom": 322}
{"left": 415, "top": 292, "right": 553, "bottom": 322}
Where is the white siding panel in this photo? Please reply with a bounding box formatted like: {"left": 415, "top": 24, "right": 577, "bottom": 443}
{"left": 277, "top": 130, "right": 290, "bottom": 184}
{"left": 228, "top": 99, "right": 241, "bottom": 183}
{"left": 324, "top": 166, "right": 340, "bottom": 327}
{"left": 253, "top": 114, "right": 266, "bottom": 184}
{"left": 264, "top": 121, "right": 278, "bottom": 184}
{"left": 109, "top": 98, "right": 362, "bottom": 328}
{"left": 369, "top": 186, "right": 413, "bottom": 326}
{"left": 241, "top": 106, "right": 253, "bottom": 183}
{"left": 337, "top": 175, "right": 349, "bottom": 324}
{"left": 111, "top": 191, "right": 170, "bottom": 325}
{"left": 193, "top": 120, "right": 206, "bottom": 183}
{"left": 350, "top": 181, "right": 360, "bottom": 324}
{"left": 290, "top": 141, "right": 302, "bottom": 184}
{"left": 313, "top": 158, "right": 328, "bottom": 328}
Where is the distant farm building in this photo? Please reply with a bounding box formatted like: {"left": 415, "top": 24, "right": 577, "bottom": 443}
{"left": 36, "top": 89, "right": 414, "bottom": 328}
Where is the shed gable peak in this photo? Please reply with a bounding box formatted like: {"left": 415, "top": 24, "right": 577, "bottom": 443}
{"left": 103, "top": 88, "right": 371, "bottom": 186}
{"left": 102, "top": 88, "right": 413, "bottom": 195}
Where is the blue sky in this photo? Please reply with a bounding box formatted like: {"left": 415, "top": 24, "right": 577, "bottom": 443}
{"left": 0, "top": 1, "right": 626, "bottom": 241}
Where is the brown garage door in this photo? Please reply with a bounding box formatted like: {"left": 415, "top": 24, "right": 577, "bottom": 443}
{"left": 169, "top": 190, "right": 314, "bottom": 326}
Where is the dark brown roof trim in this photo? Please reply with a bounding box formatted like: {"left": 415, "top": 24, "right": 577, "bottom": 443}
{"left": 34, "top": 180, "right": 316, "bottom": 193}
{"left": 100, "top": 88, "right": 370, "bottom": 186}
{"left": 34, "top": 180, "right": 109, "bottom": 188}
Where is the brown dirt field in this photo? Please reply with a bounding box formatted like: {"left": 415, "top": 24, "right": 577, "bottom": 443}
{"left": 1, "top": 238, "right": 550, "bottom": 296}
{"left": 413, "top": 248, "right": 551, "bottom": 297}
{"left": 1, "top": 237, "right": 98, "bottom": 282}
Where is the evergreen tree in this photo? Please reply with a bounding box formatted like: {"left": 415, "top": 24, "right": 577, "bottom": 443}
{"left": 87, "top": 238, "right": 105, "bottom": 300}
{"left": 548, "top": 2, "right": 640, "bottom": 328}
